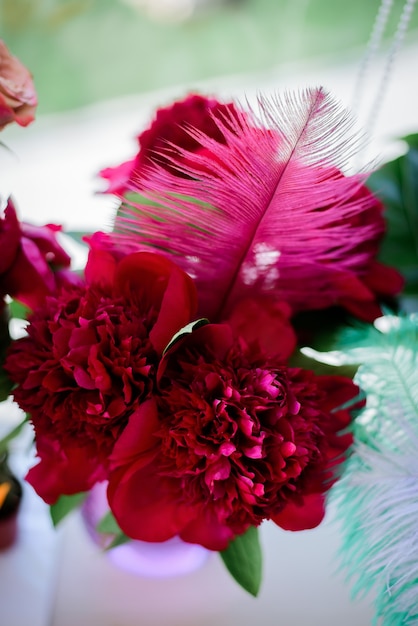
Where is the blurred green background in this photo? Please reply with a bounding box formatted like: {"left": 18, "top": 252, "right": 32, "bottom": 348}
{"left": 1, "top": 0, "right": 417, "bottom": 115}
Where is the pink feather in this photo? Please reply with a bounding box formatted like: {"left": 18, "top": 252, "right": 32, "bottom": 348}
{"left": 111, "top": 88, "right": 384, "bottom": 321}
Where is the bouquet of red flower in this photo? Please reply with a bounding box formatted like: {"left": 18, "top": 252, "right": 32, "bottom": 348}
{"left": 0, "top": 40, "right": 414, "bottom": 601}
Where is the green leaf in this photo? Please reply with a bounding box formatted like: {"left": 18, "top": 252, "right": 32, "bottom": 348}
{"left": 289, "top": 348, "right": 359, "bottom": 380}
{"left": 50, "top": 492, "right": 87, "bottom": 526}
{"left": 367, "top": 136, "right": 418, "bottom": 296}
{"left": 8, "top": 299, "right": 30, "bottom": 320}
{"left": 220, "top": 526, "right": 262, "bottom": 596}
{"left": 163, "top": 318, "right": 209, "bottom": 355}
{"left": 0, "top": 417, "right": 29, "bottom": 455}
{"left": 0, "top": 367, "right": 12, "bottom": 402}
{"left": 291, "top": 307, "right": 360, "bottom": 353}
{"left": 64, "top": 231, "right": 92, "bottom": 246}
{"left": 116, "top": 192, "right": 218, "bottom": 244}
{"left": 96, "top": 510, "right": 121, "bottom": 535}
{"left": 96, "top": 511, "right": 131, "bottom": 551}
{"left": 0, "top": 304, "right": 12, "bottom": 401}
{"left": 106, "top": 532, "right": 131, "bottom": 550}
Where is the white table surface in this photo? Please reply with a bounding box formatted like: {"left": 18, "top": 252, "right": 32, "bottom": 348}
{"left": 0, "top": 41, "right": 417, "bottom": 625}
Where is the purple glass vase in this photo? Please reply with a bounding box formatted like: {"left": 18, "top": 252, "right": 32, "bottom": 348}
{"left": 81, "top": 481, "right": 210, "bottom": 578}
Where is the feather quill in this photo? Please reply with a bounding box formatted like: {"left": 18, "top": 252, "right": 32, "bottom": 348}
{"left": 112, "top": 88, "right": 380, "bottom": 321}
{"left": 327, "top": 314, "right": 418, "bottom": 625}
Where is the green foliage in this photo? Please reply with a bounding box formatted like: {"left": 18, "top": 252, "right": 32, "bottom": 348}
{"left": 0, "top": 417, "right": 29, "bottom": 455}
{"left": 117, "top": 193, "right": 218, "bottom": 239}
{"left": 3, "top": 0, "right": 416, "bottom": 115}
{"left": 96, "top": 510, "right": 130, "bottom": 550}
{"left": 50, "top": 492, "right": 87, "bottom": 526}
{"left": 0, "top": 304, "right": 12, "bottom": 402}
{"left": 64, "top": 230, "right": 92, "bottom": 246}
{"left": 106, "top": 532, "right": 131, "bottom": 550}
{"left": 163, "top": 318, "right": 209, "bottom": 355}
{"left": 96, "top": 510, "right": 121, "bottom": 534}
{"left": 289, "top": 347, "right": 359, "bottom": 381}
{"left": 0, "top": 368, "right": 12, "bottom": 403}
{"left": 367, "top": 135, "right": 418, "bottom": 297}
{"left": 0, "top": 0, "right": 93, "bottom": 32}
{"left": 220, "top": 526, "right": 262, "bottom": 597}
{"left": 8, "top": 299, "right": 30, "bottom": 320}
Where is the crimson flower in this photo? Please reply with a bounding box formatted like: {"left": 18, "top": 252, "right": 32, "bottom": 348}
{"left": 305, "top": 167, "right": 404, "bottom": 322}
{"left": 0, "top": 39, "right": 37, "bottom": 130}
{"left": 5, "top": 241, "right": 197, "bottom": 503}
{"left": 108, "top": 323, "right": 360, "bottom": 551}
{"left": 99, "top": 93, "right": 243, "bottom": 194}
{"left": 0, "top": 197, "right": 75, "bottom": 310}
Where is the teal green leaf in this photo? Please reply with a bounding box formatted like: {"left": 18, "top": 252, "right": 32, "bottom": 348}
{"left": 220, "top": 526, "right": 262, "bottom": 597}
{"left": 367, "top": 135, "right": 418, "bottom": 295}
{"left": 50, "top": 492, "right": 87, "bottom": 526}
{"left": 330, "top": 314, "right": 418, "bottom": 624}
{"left": 162, "top": 318, "right": 209, "bottom": 355}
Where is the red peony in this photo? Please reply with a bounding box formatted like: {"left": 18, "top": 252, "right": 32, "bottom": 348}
{"left": 0, "top": 197, "right": 74, "bottom": 310}
{"left": 99, "top": 93, "right": 243, "bottom": 194}
{"left": 108, "top": 323, "right": 360, "bottom": 551}
{"left": 0, "top": 40, "right": 37, "bottom": 130}
{"left": 5, "top": 241, "right": 197, "bottom": 503}
{"left": 304, "top": 167, "right": 404, "bottom": 322}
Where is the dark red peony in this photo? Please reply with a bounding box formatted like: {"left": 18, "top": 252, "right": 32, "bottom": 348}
{"left": 99, "top": 93, "right": 243, "bottom": 194}
{"left": 0, "top": 197, "right": 74, "bottom": 310}
{"left": 306, "top": 167, "right": 404, "bottom": 322}
{"left": 4, "top": 240, "right": 197, "bottom": 503}
{"left": 108, "top": 323, "right": 360, "bottom": 551}
{"left": 0, "top": 39, "right": 37, "bottom": 130}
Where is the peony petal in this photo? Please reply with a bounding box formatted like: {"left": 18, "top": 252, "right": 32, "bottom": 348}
{"left": 109, "top": 399, "right": 160, "bottom": 469}
{"left": 180, "top": 508, "right": 236, "bottom": 551}
{"left": 3, "top": 238, "right": 55, "bottom": 309}
{"left": 272, "top": 493, "right": 326, "bottom": 531}
{"left": 26, "top": 437, "right": 105, "bottom": 505}
{"left": 0, "top": 198, "right": 21, "bottom": 274}
{"left": 338, "top": 297, "right": 383, "bottom": 323}
{"left": 0, "top": 40, "right": 37, "bottom": 130}
{"left": 115, "top": 251, "right": 173, "bottom": 307}
{"left": 363, "top": 260, "right": 405, "bottom": 296}
{"left": 84, "top": 232, "right": 117, "bottom": 289}
{"left": 316, "top": 375, "right": 362, "bottom": 417}
{"left": 108, "top": 462, "right": 197, "bottom": 542}
{"left": 99, "top": 159, "right": 136, "bottom": 194}
{"left": 21, "top": 222, "right": 71, "bottom": 268}
{"left": 227, "top": 297, "right": 297, "bottom": 361}
{"left": 149, "top": 262, "right": 198, "bottom": 353}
